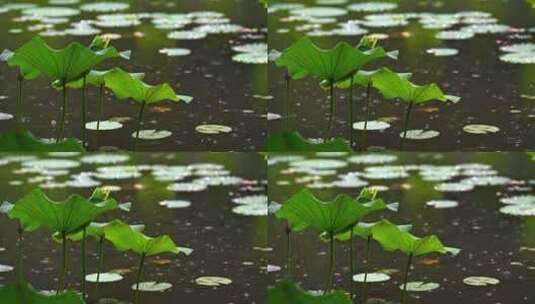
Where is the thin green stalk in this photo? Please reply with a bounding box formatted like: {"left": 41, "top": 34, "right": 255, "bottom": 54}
{"left": 57, "top": 232, "right": 68, "bottom": 294}
{"left": 133, "top": 101, "right": 147, "bottom": 151}
{"left": 349, "top": 76, "right": 355, "bottom": 151}
{"left": 16, "top": 73, "right": 23, "bottom": 125}
{"left": 95, "top": 84, "right": 104, "bottom": 150}
{"left": 284, "top": 72, "right": 291, "bottom": 131}
{"left": 362, "top": 83, "right": 371, "bottom": 151}
{"left": 400, "top": 101, "right": 414, "bottom": 150}
{"left": 324, "top": 233, "right": 335, "bottom": 295}
{"left": 94, "top": 236, "right": 104, "bottom": 300}
{"left": 56, "top": 81, "right": 68, "bottom": 143}
{"left": 401, "top": 254, "right": 414, "bottom": 304}
{"left": 349, "top": 228, "right": 355, "bottom": 300}
{"left": 134, "top": 253, "right": 146, "bottom": 304}
{"left": 362, "top": 235, "right": 372, "bottom": 304}
{"left": 81, "top": 75, "right": 87, "bottom": 147}
{"left": 286, "top": 223, "right": 292, "bottom": 279}
{"left": 81, "top": 228, "right": 87, "bottom": 299}
{"left": 16, "top": 226, "right": 24, "bottom": 282}
{"left": 325, "top": 83, "right": 335, "bottom": 141}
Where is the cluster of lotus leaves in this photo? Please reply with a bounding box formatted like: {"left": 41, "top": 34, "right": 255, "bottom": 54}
{"left": 0, "top": 128, "right": 85, "bottom": 152}
{"left": 0, "top": 279, "right": 84, "bottom": 304}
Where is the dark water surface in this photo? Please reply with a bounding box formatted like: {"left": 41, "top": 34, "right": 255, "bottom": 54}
{"left": 269, "top": 0, "right": 535, "bottom": 151}
{"left": 0, "top": 0, "right": 267, "bottom": 151}
{"left": 0, "top": 153, "right": 268, "bottom": 303}
{"left": 268, "top": 152, "right": 535, "bottom": 303}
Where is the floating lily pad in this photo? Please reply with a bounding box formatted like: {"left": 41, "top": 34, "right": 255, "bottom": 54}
{"left": 500, "top": 43, "right": 535, "bottom": 53}
{"left": 159, "top": 48, "right": 191, "bottom": 57}
{"left": 401, "top": 129, "right": 440, "bottom": 140}
{"left": 353, "top": 120, "right": 391, "bottom": 131}
{"left": 131, "top": 281, "right": 172, "bottom": 292}
{"left": 85, "top": 272, "right": 123, "bottom": 283}
{"left": 426, "top": 200, "right": 458, "bottom": 209}
{"left": 353, "top": 272, "right": 390, "bottom": 283}
{"left": 399, "top": 281, "right": 440, "bottom": 292}
{"left": 463, "top": 124, "right": 500, "bottom": 134}
{"left": 463, "top": 276, "right": 500, "bottom": 286}
{"left": 232, "top": 52, "right": 268, "bottom": 64}
{"left": 500, "top": 195, "right": 535, "bottom": 205}
{"left": 23, "top": 6, "right": 80, "bottom": 17}
{"left": 499, "top": 52, "right": 535, "bottom": 64}
{"left": 435, "top": 30, "right": 474, "bottom": 40}
{"left": 132, "top": 130, "right": 172, "bottom": 140}
{"left": 500, "top": 204, "right": 535, "bottom": 216}
{"left": 348, "top": 2, "right": 397, "bottom": 12}
{"left": 195, "top": 124, "right": 232, "bottom": 135}
{"left": 167, "top": 30, "right": 207, "bottom": 40}
{"left": 85, "top": 120, "right": 123, "bottom": 131}
{"left": 426, "top": 48, "right": 459, "bottom": 56}
{"left": 80, "top": 2, "right": 129, "bottom": 12}
{"left": 232, "top": 204, "right": 268, "bottom": 216}
{"left": 434, "top": 182, "right": 474, "bottom": 192}
{"left": 195, "top": 276, "right": 232, "bottom": 287}
{"left": 0, "top": 264, "right": 14, "bottom": 273}
{"left": 0, "top": 113, "right": 14, "bottom": 120}
{"left": 159, "top": 200, "right": 191, "bottom": 209}
{"left": 290, "top": 7, "right": 348, "bottom": 17}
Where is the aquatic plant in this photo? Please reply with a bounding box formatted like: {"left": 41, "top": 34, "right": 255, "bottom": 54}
{"left": 371, "top": 220, "right": 460, "bottom": 304}
{"left": 275, "top": 36, "right": 392, "bottom": 141}
{"left": 268, "top": 280, "right": 352, "bottom": 304}
{"left": 103, "top": 220, "right": 192, "bottom": 304}
{"left": 268, "top": 131, "right": 352, "bottom": 152}
{"left": 276, "top": 189, "right": 386, "bottom": 294}
{"left": 370, "top": 69, "right": 460, "bottom": 149}
{"left": 0, "top": 128, "right": 85, "bottom": 152}
{"left": 3, "top": 36, "right": 129, "bottom": 143}
{"left": 8, "top": 188, "right": 118, "bottom": 294}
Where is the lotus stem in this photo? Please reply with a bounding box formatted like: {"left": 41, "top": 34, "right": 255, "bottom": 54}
{"left": 362, "top": 83, "right": 371, "bottom": 151}
{"left": 400, "top": 101, "right": 414, "bottom": 150}
{"left": 349, "top": 76, "right": 355, "bottom": 151}
{"left": 81, "top": 227, "right": 87, "bottom": 299}
{"left": 94, "top": 236, "right": 104, "bottom": 300}
{"left": 362, "top": 235, "right": 372, "bottom": 304}
{"left": 134, "top": 253, "right": 146, "bottom": 304}
{"left": 284, "top": 71, "right": 291, "bottom": 131}
{"left": 57, "top": 232, "right": 68, "bottom": 294}
{"left": 133, "top": 101, "right": 147, "bottom": 151}
{"left": 16, "top": 225, "right": 24, "bottom": 282}
{"left": 285, "top": 223, "right": 292, "bottom": 279}
{"left": 401, "top": 254, "right": 414, "bottom": 304}
{"left": 324, "top": 233, "right": 335, "bottom": 295}
{"left": 95, "top": 84, "right": 104, "bottom": 149}
{"left": 349, "top": 228, "right": 355, "bottom": 300}
{"left": 81, "top": 75, "right": 87, "bottom": 147}
{"left": 16, "top": 73, "right": 23, "bottom": 125}
{"left": 325, "top": 83, "right": 335, "bottom": 141}
{"left": 56, "top": 81, "right": 68, "bottom": 143}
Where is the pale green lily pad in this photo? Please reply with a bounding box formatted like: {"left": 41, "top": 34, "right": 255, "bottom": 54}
{"left": 463, "top": 124, "right": 500, "bottom": 134}
{"left": 0, "top": 264, "right": 14, "bottom": 273}
{"left": 426, "top": 200, "right": 458, "bottom": 209}
{"left": 352, "top": 272, "right": 390, "bottom": 283}
{"left": 290, "top": 7, "right": 347, "bottom": 17}
{"left": 500, "top": 195, "right": 535, "bottom": 205}
{"left": 167, "top": 30, "right": 207, "bottom": 40}
{"left": 0, "top": 113, "right": 14, "bottom": 120}
{"left": 80, "top": 154, "right": 129, "bottom": 164}
{"left": 500, "top": 43, "right": 535, "bottom": 53}
{"left": 22, "top": 6, "right": 80, "bottom": 17}
{"left": 167, "top": 182, "right": 207, "bottom": 192}
{"left": 463, "top": 276, "right": 500, "bottom": 286}
{"left": 399, "top": 281, "right": 440, "bottom": 292}
{"left": 85, "top": 120, "right": 123, "bottom": 131}
{"left": 434, "top": 182, "right": 474, "bottom": 192}
{"left": 232, "top": 52, "right": 268, "bottom": 64}
{"left": 195, "top": 124, "right": 232, "bottom": 135}
{"left": 132, "top": 281, "right": 172, "bottom": 292}
{"left": 233, "top": 195, "right": 268, "bottom": 205}
{"left": 132, "top": 130, "right": 172, "bottom": 140}
{"left": 195, "top": 276, "right": 232, "bottom": 287}
{"left": 348, "top": 2, "right": 397, "bottom": 12}
{"left": 400, "top": 129, "right": 440, "bottom": 140}
{"left": 353, "top": 120, "right": 390, "bottom": 131}
{"left": 159, "top": 200, "right": 191, "bottom": 209}
{"left": 500, "top": 204, "right": 535, "bottom": 216}
{"left": 427, "top": 48, "right": 459, "bottom": 56}
{"left": 80, "top": 2, "right": 129, "bottom": 12}
{"left": 232, "top": 204, "right": 268, "bottom": 216}
{"left": 435, "top": 30, "right": 474, "bottom": 40}
{"left": 159, "top": 48, "right": 191, "bottom": 57}
{"left": 500, "top": 52, "right": 535, "bottom": 64}
{"left": 85, "top": 272, "right": 123, "bottom": 283}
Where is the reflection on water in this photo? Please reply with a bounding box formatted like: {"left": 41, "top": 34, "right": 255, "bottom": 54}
{"left": 268, "top": 152, "right": 535, "bottom": 303}
{"left": 268, "top": 0, "right": 535, "bottom": 151}
{"left": 0, "top": 152, "right": 267, "bottom": 303}
{"left": 0, "top": 0, "right": 267, "bottom": 151}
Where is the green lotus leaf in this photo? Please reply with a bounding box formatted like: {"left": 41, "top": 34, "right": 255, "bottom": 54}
{"left": 371, "top": 68, "right": 460, "bottom": 104}
{"left": 0, "top": 279, "right": 84, "bottom": 304}
{"left": 332, "top": 221, "right": 412, "bottom": 241}
{"left": 371, "top": 220, "right": 460, "bottom": 257}
{"left": 55, "top": 68, "right": 144, "bottom": 90}
{"left": 332, "top": 68, "right": 412, "bottom": 89}
{"left": 268, "top": 131, "right": 352, "bottom": 152}
{"left": 268, "top": 280, "right": 352, "bottom": 304}
{"left": 8, "top": 188, "right": 118, "bottom": 234}
{"left": 5, "top": 36, "right": 125, "bottom": 83}
{"left": 275, "top": 36, "right": 389, "bottom": 82}
{"left": 103, "top": 220, "right": 192, "bottom": 257}
{"left": 0, "top": 49, "right": 40, "bottom": 80}
{"left": 55, "top": 221, "right": 145, "bottom": 242}
{"left": 275, "top": 188, "right": 386, "bottom": 234}
{"left": 0, "top": 129, "right": 85, "bottom": 152}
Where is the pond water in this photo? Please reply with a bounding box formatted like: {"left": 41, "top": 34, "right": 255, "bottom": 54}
{"left": 268, "top": 0, "right": 535, "bottom": 151}
{"left": 0, "top": 0, "right": 267, "bottom": 151}
{"left": 0, "top": 152, "right": 268, "bottom": 303}
{"left": 268, "top": 152, "right": 535, "bottom": 303}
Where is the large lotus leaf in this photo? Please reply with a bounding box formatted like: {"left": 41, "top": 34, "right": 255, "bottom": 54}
{"left": 103, "top": 220, "right": 192, "bottom": 257}
{"left": 55, "top": 68, "right": 144, "bottom": 89}
{"left": 371, "top": 68, "right": 460, "bottom": 104}
{"left": 102, "top": 68, "right": 192, "bottom": 104}
{"left": 0, "top": 129, "right": 85, "bottom": 152}
{"left": 333, "top": 68, "right": 412, "bottom": 89}
{"left": 0, "top": 49, "right": 40, "bottom": 80}
{"left": 268, "top": 131, "right": 352, "bottom": 152}
{"left": 268, "top": 280, "right": 352, "bottom": 304}
{"left": 275, "top": 36, "right": 389, "bottom": 82}
{"left": 275, "top": 188, "right": 386, "bottom": 234}
{"left": 332, "top": 221, "right": 412, "bottom": 241}
{"left": 57, "top": 221, "right": 145, "bottom": 242}
{"left": 0, "top": 280, "right": 84, "bottom": 304}
{"left": 8, "top": 188, "right": 118, "bottom": 234}
{"left": 5, "top": 36, "right": 124, "bottom": 83}
{"left": 371, "top": 220, "right": 460, "bottom": 256}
